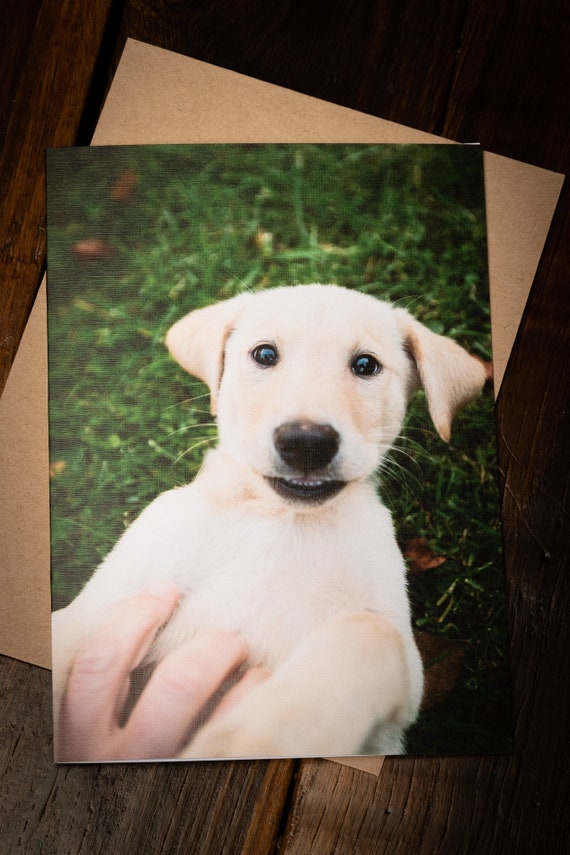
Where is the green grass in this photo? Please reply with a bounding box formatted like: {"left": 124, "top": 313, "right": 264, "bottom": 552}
{"left": 46, "top": 143, "right": 512, "bottom": 754}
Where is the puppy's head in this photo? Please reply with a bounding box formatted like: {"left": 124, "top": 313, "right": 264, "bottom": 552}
{"left": 167, "top": 285, "right": 488, "bottom": 505}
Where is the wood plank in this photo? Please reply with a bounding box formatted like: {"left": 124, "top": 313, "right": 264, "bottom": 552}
{"left": 441, "top": 10, "right": 570, "bottom": 848}
{"left": 442, "top": 1, "right": 570, "bottom": 170}
{"left": 281, "top": 759, "right": 385, "bottom": 853}
{"left": 0, "top": 0, "right": 115, "bottom": 396}
{"left": 113, "top": 0, "right": 469, "bottom": 133}
{"left": 0, "top": 0, "right": 43, "bottom": 150}
{"left": 284, "top": 754, "right": 534, "bottom": 854}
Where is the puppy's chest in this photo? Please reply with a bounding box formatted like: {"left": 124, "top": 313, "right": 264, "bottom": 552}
{"left": 157, "top": 510, "right": 383, "bottom": 669}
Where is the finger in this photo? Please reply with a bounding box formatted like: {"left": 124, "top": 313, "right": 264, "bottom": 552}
{"left": 121, "top": 631, "right": 249, "bottom": 759}
{"left": 209, "top": 665, "right": 271, "bottom": 722}
{"left": 60, "top": 585, "right": 178, "bottom": 761}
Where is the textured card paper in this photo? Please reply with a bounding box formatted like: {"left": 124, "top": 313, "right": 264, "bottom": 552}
{"left": 47, "top": 142, "right": 510, "bottom": 763}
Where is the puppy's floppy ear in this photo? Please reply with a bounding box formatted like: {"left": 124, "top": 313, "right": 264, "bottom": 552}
{"left": 394, "top": 307, "right": 489, "bottom": 442}
{"left": 166, "top": 293, "right": 252, "bottom": 414}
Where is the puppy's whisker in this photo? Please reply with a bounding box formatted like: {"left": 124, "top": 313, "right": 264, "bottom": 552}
{"left": 388, "top": 445, "right": 421, "bottom": 467}
{"left": 162, "top": 391, "right": 213, "bottom": 409}
{"left": 226, "top": 271, "right": 257, "bottom": 294}
{"left": 390, "top": 294, "right": 423, "bottom": 311}
{"left": 166, "top": 406, "right": 216, "bottom": 418}
{"left": 379, "top": 450, "right": 423, "bottom": 493}
{"left": 391, "top": 432, "right": 432, "bottom": 457}
{"left": 379, "top": 456, "right": 410, "bottom": 482}
{"left": 174, "top": 436, "right": 216, "bottom": 464}
{"left": 186, "top": 392, "right": 214, "bottom": 402}
{"left": 165, "top": 423, "right": 217, "bottom": 439}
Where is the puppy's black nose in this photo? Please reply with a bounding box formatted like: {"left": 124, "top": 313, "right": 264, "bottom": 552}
{"left": 274, "top": 420, "right": 340, "bottom": 471}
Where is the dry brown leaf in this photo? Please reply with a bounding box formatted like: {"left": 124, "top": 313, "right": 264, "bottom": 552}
{"left": 72, "top": 239, "right": 114, "bottom": 260}
{"left": 109, "top": 170, "right": 138, "bottom": 201}
{"left": 404, "top": 537, "right": 446, "bottom": 573}
{"left": 415, "top": 631, "right": 467, "bottom": 711}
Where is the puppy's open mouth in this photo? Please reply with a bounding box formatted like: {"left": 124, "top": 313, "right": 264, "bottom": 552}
{"left": 266, "top": 476, "right": 346, "bottom": 504}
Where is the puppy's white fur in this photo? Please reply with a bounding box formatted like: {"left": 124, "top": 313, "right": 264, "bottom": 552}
{"left": 52, "top": 284, "right": 487, "bottom": 760}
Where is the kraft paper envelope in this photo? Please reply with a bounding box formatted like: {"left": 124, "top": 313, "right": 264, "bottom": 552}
{"left": 0, "top": 40, "right": 563, "bottom": 775}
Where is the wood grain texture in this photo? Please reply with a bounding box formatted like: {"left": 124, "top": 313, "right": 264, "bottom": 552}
{"left": 112, "top": 0, "right": 469, "bottom": 133}
{"left": 443, "top": 1, "right": 570, "bottom": 170}
{"left": 0, "top": 0, "right": 115, "bottom": 396}
{"left": 0, "top": 0, "right": 568, "bottom": 851}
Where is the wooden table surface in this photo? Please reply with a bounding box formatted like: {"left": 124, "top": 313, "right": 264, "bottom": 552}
{"left": 1, "top": 1, "right": 568, "bottom": 852}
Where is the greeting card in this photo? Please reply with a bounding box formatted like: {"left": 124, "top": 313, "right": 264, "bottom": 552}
{"left": 47, "top": 143, "right": 511, "bottom": 762}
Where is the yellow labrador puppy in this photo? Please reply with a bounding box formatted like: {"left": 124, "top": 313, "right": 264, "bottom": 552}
{"left": 52, "top": 284, "right": 488, "bottom": 760}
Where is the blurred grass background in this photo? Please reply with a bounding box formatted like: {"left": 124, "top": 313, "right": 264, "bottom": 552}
{"left": 46, "top": 143, "right": 511, "bottom": 753}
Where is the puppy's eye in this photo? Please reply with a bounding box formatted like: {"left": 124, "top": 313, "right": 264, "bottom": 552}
{"left": 351, "top": 353, "right": 382, "bottom": 377}
{"left": 251, "top": 343, "right": 279, "bottom": 367}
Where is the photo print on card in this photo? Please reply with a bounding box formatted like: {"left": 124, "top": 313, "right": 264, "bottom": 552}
{"left": 46, "top": 143, "right": 512, "bottom": 762}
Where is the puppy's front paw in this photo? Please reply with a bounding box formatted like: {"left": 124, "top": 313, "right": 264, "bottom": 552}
{"left": 180, "top": 708, "right": 280, "bottom": 759}
{"left": 178, "top": 680, "right": 356, "bottom": 759}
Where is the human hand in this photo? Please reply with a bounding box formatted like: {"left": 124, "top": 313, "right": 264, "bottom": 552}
{"left": 57, "top": 585, "right": 269, "bottom": 762}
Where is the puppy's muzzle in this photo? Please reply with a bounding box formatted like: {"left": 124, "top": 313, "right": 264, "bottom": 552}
{"left": 268, "top": 420, "right": 346, "bottom": 504}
